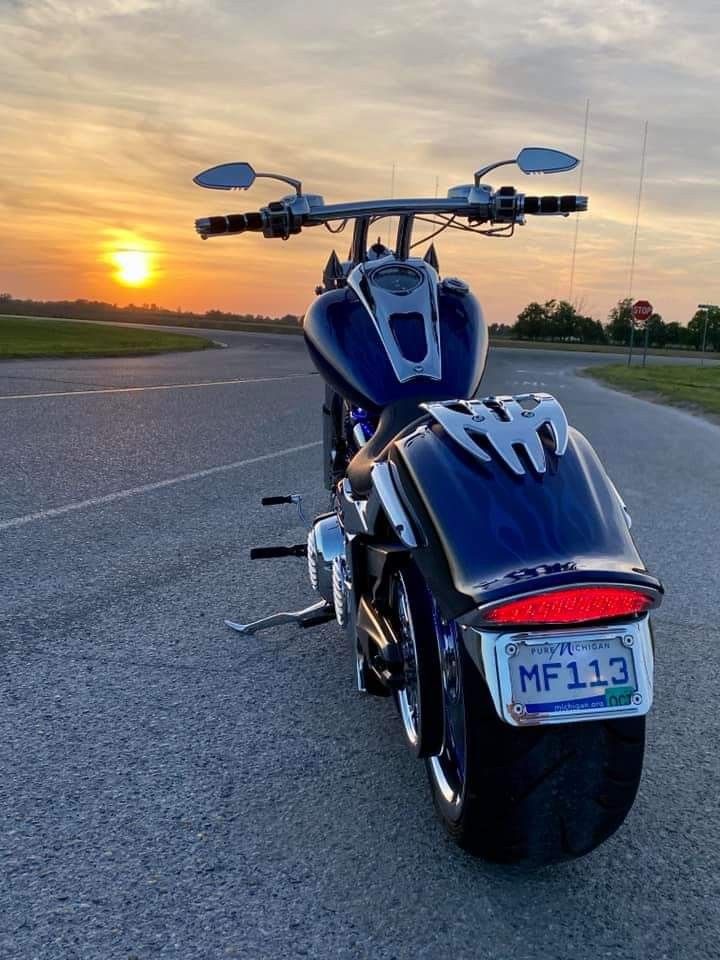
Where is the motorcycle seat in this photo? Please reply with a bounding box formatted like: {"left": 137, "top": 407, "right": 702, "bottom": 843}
{"left": 346, "top": 398, "right": 426, "bottom": 497}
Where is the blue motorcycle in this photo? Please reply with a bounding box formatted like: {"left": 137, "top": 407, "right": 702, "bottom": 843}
{"left": 194, "top": 148, "right": 663, "bottom": 865}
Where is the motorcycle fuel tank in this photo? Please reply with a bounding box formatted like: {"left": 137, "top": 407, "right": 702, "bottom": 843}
{"left": 303, "top": 279, "right": 488, "bottom": 410}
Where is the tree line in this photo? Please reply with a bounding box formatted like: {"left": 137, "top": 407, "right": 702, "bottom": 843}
{"left": 490, "top": 298, "right": 720, "bottom": 351}
{"left": 0, "top": 294, "right": 301, "bottom": 329}
{"left": 2, "top": 292, "right": 718, "bottom": 351}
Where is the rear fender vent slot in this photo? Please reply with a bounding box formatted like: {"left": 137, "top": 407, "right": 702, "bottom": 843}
{"left": 469, "top": 432, "right": 494, "bottom": 456}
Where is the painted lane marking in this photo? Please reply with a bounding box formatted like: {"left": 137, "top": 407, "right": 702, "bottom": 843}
{"left": 0, "top": 441, "right": 321, "bottom": 532}
{"left": 0, "top": 372, "right": 315, "bottom": 401}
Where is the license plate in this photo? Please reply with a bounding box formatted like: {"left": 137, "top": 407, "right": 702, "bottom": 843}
{"left": 494, "top": 624, "right": 651, "bottom": 725}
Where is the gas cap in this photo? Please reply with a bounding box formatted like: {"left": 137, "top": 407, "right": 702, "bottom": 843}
{"left": 442, "top": 277, "right": 469, "bottom": 295}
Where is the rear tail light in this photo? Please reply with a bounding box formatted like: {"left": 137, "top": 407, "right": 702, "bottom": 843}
{"left": 482, "top": 585, "right": 656, "bottom": 627}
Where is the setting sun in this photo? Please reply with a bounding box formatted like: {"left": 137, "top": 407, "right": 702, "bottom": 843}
{"left": 111, "top": 249, "right": 152, "bottom": 287}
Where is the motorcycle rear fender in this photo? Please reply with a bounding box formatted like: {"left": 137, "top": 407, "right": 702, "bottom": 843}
{"left": 386, "top": 420, "right": 663, "bottom": 621}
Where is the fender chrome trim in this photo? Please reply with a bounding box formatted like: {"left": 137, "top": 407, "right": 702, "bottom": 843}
{"left": 370, "top": 462, "right": 418, "bottom": 548}
{"left": 422, "top": 393, "right": 568, "bottom": 476}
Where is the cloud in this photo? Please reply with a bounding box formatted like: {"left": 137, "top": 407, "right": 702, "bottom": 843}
{"left": 1, "top": 0, "right": 719, "bottom": 320}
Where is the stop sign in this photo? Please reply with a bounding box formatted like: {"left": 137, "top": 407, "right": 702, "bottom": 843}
{"left": 632, "top": 299, "right": 653, "bottom": 323}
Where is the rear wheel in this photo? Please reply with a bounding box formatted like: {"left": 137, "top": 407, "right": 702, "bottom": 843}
{"left": 427, "top": 620, "right": 646, "bottom": 865}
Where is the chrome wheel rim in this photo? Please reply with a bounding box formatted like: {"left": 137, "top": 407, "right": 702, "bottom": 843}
{"left": 427, "top": 608, "right": 466, "bottom": 812}
{"left": 394, "top": 573, "right": 421, "bottom": 751}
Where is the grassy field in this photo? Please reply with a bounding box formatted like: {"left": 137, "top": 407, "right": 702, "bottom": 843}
{"left": 587, "top": 363, "right": 720, "bottom": 416}
{"left": 0, "top": 315, "right": 212, "bottom": 359}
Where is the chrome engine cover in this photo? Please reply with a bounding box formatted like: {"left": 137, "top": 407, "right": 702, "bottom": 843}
{"left": 332, "top": 554, "right": 349, "bottom": 628}
{"left": 307, "top": 515, "right": 344, "bottom": 604}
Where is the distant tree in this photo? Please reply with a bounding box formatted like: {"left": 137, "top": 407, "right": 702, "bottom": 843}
{"left": 688, "top": 306, "right": 720, "bottom": 351}
{"left": 489, "top": 322, "right": 513, "bottom": 337}
{"left": 514, "top": 301, "right": 548, "bottom": 340}
{"left": 644, "top": 313, "right": 667, "bottom": 347}
{"left": 665, "top": 320, "right": 685, "bottom": 346}
{"left": 0, "top": 292, "right": 12, "bottom": 303}
{"left": 606, "top": 298, "right": 633, "bottom": 344}
{"left": 576, "top": 315, "right": 608, "bottom": 345}
{"left": 513, "top": 300, "right": 606, "bottom": 343}
{"left": 664, "top": 321, "right": 684, "bottom": 347}
{"left": 550, "top": 300, "right": 581, "bottom": 341}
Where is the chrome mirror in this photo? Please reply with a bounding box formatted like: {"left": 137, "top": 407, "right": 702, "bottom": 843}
{"left": 193, "top": 163, "right": 303, "bottom": 195}
{"left": 193, "top": 162, "right": 257, "bottom": 191}
{"left": 474, "top": 147, "right": 579, "bottom": 185}
{"left": 516, "top": 148, "right": 579, "bottom": 175}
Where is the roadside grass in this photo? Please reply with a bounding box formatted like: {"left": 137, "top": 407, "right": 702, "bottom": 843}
{"left": 0, "top": 315, "right": 212, "bottom": 359}
{"left": 490, "top": 339, "right": 720, "bottom": 359}
{"left": 587, "top": 363, "right": 720, "bottom": 416}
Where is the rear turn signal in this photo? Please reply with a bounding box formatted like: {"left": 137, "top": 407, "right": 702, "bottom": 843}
{"left": 483, "top": 586, "right": 655, "bottom": 627}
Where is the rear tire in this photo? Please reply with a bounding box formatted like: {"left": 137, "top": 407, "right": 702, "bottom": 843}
{"left": 428, "top": 640, "right": 645, "bottom": 865}
{"left": 389, "top": 566, "right": 444, "bottom": 758}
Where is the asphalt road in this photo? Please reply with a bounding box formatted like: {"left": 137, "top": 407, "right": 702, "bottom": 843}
{"left": 1, "top": 332, "right": 719, "bottom": 960}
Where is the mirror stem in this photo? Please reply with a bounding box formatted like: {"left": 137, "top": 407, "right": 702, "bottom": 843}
{"left": 473, "top": 159, "right": 515, "bottom": 186}
{"left": 255, "top": 172, "right": 303, "bottom": 196}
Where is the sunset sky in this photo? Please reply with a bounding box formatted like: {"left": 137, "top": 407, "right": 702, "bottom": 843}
{"left": 2, "top": 0, "right": 719, "bottom": 325}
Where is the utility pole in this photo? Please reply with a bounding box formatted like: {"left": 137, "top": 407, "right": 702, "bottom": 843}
{"left": 387, "top": 161, "right": 396, "bottom": 247}
{"left": 697, "top": 303, "right": 717, "bottom": 367}
{"left": 627, "top": 121, "right": 649, "bottom": 367}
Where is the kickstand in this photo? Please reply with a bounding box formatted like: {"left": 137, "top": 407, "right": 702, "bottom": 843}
{"left": 225, "top": 600, "right": 334, "bottom": 636}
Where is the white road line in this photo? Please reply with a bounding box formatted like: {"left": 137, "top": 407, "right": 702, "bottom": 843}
{"left": 0, "top": 373, "right": 315, "bottom": 401}
{"left": 0, "top": 441, "right": 321, "bottom": 532}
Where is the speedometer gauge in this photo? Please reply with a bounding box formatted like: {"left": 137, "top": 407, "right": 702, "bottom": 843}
{"left": 371, "top": 265, "right": 423, "bottom": 293}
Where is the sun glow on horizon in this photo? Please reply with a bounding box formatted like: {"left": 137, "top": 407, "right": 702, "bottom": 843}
{"left": 111, "top": 248, "right": 152, "bottom": 287}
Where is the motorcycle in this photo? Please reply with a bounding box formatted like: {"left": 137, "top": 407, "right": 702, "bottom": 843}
{"left": 193, "top": 148, "right": 663, "bottom": 865}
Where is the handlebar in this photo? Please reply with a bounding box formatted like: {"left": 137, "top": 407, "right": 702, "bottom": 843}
{"left": 195, "top": 191, "right": 588, "bottom": 239}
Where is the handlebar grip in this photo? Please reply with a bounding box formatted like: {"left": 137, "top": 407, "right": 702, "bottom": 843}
{"left": 195, "top": 211, "right": 264, "bottom": 237}
{"left": 523, "top": 196, "right": 588, "bottom": 215}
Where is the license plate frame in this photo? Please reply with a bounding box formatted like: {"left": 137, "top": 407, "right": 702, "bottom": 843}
{"left": 491, "top": 621, "right": 654, "bottom": 727}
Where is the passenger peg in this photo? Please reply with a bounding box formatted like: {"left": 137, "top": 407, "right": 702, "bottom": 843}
{"left": 260, "top": 493, "right": 306, "bottom": 525}
{"left": 250, "top": 544, "right": 308, "bottom": 559}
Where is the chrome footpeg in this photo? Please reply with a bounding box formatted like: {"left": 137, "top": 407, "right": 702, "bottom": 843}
{"left": 225, "top": 599, "right": 334, "bottom": 636}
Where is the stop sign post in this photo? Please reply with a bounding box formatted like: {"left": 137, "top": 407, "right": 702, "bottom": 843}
{"left": 628, "top": 299, "right": 653, "bottom": 366}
